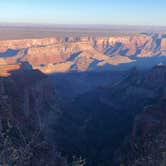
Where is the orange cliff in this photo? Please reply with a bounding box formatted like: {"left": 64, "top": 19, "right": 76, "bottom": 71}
{"left": 0, "top": 37, "right": 59, "bottom": 52}
{"left": 161, "top": 38, "right": 166, "bottom": 50}
{"left": 0, "top": 64, "right": 21, "bottom": 77}
{"left": 0, "top": 33, "right": 166, "bottom": 74}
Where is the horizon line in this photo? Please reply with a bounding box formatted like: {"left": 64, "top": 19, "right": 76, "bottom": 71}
{"left": 0, "top": 22, "right": 166, "bottom": 28}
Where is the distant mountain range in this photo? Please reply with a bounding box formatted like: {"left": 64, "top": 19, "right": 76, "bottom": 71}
{"left": 1, "top": 33, "right": 166, "bottom": 76}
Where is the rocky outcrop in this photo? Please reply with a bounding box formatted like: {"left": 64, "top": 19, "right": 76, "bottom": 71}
{"left": 133, "top": 104, "right": 166, "bottom": 138}
{"left": 0, "top": 66, "right": 67, "bottom": 166}
{"left": 117, "top": 100, "right": 166, "bottom": 166}
{"left": 147, "top": 63, "right": 166, "bottom": 82}
{"left": 161, "top": 38, "right": 166, "bottom": 50}
{"left": 0, "top": 38, "right": 58, "bottom": 51}
{"left": 0, "top": 64, "right": 20, "bottom": 76}
{"left": 113, "top": 65, "right": 166, "bottom": 166}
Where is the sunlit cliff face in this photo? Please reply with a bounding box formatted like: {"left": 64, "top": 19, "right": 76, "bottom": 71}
{"left": 0, "top": 33, "right": 166, "bottom": 75}
{"left": 0, "top": 64, "right": 20, "bottom": 76}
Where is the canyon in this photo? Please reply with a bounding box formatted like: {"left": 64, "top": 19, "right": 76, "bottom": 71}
{"left": 1, "top": 33, "right": 166, "bottom": 76}
{"left": 1, "top": 32, "right": 166, "bottom": 166}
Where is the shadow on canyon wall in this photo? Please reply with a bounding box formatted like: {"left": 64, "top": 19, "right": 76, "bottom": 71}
{"left": 2, "top": 62, "right": 166, "bottom": 166}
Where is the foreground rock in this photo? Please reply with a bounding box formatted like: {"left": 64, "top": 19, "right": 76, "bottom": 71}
{"left": 0, "top": 65, "right": 67, "bottom": 166}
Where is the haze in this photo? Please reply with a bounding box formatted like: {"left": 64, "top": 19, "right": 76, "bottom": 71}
{"left": 0, "top": 0, "right": 166, "bottom": 26}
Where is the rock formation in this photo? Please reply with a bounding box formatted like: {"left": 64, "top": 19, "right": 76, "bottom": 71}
{"left": 1, "top": 33, "right": 166, "bottom": 74}
{"left": 0, "top": 65, "right": 67, "bottom": 166}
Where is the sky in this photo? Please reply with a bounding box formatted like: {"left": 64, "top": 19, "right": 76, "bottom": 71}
{"left": 0, "top": 0, "right": 166, "bottom": 26}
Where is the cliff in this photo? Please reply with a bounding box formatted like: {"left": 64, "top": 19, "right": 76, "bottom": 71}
{"left": 0, "top": 66, "right": 67, "bottom": 166}
{"left": 0, "top": 33, "right": 166, "bottom": 74}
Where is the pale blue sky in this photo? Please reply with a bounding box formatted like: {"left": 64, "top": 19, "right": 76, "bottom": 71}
{"left": 0, "top": 0, "right": 166, "bottom": 26}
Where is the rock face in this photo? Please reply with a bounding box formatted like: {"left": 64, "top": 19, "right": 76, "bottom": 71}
{"left": 133, "top": 104, "right": 166, "bottom": 138}
{"left": 0, "top": 38, "right": 58, "bottom": 51}
{"left": 161, "top": 38, "right": 166, "bottom": 50}
{"left": 119, "top": 101, "right": 166, "bottom": 166}
{"left": 147, "top": 63, "right": 166, "bottom": 82}
{"left": 1, "top": 33, "right": 166, "bottom": 74}
{"left": 47, "top": 64, "right": 166, "bottom": 166}
{"left": 0, "top": 66, "right": 67, "bottom": 166}
{"left": 2, "top": 58, "right": 166, "bottom": 165}
{"left": 0, "top": 64, "right": 20, "bottom": 76}
{"left": 114, "top": 65, "right": 166, "bottom": 166}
